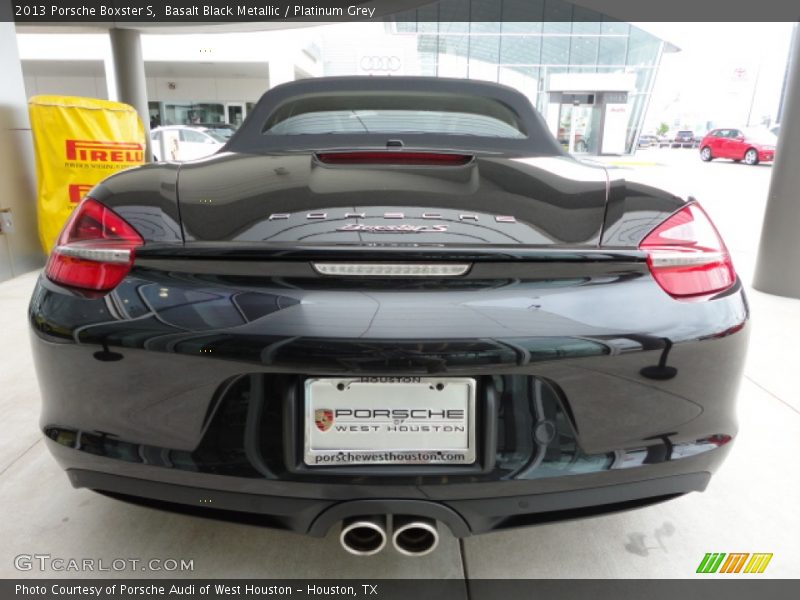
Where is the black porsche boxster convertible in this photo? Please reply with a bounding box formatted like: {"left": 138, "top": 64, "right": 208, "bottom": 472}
{"left": 30, "top": 77, "right": 747, "bottom": 556}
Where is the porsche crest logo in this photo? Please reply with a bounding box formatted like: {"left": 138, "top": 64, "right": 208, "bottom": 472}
{"left": 315, "top": 409, "right": 334, "bottom": 432}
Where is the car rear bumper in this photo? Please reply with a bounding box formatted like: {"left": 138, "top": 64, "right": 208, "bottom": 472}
{"left": 30, "top": 260, "right": 749, "bottom": 534}
{"left": 758, "top": 150, "right": 775, "bottom": 162}
{"left": 60, "top": 447, "right": 719, "bottom": 537}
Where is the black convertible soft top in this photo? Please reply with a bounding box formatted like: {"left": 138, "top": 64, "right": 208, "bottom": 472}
{"left": 224, "top": 76, "right": 564, "bottom": 157}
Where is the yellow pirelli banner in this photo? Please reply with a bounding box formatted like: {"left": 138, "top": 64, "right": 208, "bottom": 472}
{"left": 28, "top": 95, "right": 145, "bottom": 252}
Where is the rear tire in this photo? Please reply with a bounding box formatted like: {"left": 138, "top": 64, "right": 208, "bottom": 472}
{"left": 744, "top": 149, "right": 759, "bottom": 165}
{"left": 700, "top": 146, "right": 713, "bottom": 161}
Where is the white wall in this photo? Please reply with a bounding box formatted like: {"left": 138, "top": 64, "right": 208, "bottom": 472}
{"left": 548, "top": 72, "right": 637, "bottom": 93}
{"left": 17, "top": 30, "right": 323, "bottom": 105}
{"left": 23, "top": 75, "right": 108, "bottom": 100}
{"left": 22, "top": 74, "right": 272, "bottom": 105}
{"left": 321, "top": 26, "right": 420, "bottom": 76}
{"left": 146, "top": 76, "right": 267, "bottom": 103}
{"left": 0, "top": 22, "right": 43, "bottom": 280}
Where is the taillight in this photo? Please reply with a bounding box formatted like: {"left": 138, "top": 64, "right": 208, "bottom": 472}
{"left": 639, "top": 202, "right": 735, "bottom": 299}
{"left": 316, "top": 151, "right": 473, "bottom": 165}
{"left": 45, "top": 198, "right": 143, "bottom": 292}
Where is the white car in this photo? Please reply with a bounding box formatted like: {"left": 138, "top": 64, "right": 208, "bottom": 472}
{"left": 151, "top": 126, "right": 226, "bottom": 161}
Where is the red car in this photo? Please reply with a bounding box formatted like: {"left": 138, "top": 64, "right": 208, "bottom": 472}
{"left": 699, "top": 127, "right": 777, "bottom": 165}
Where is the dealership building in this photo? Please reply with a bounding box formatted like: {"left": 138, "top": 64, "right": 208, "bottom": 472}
{"left": 1, "top": 0, "right": 676, "bottom": 282}
{"left": 328, "top": 2, "right": 675, "bottom": 154}
{"left": 16, "top": 0, "right": 673, "bottom": 156}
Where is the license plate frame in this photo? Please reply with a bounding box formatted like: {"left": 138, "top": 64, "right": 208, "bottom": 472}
{"left": 303, "top": 377, "right": 477, "bottom": 467}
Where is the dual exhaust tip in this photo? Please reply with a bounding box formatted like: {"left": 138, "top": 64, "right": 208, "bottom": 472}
{"left": 339, "top": 516, "right": 439, "bottom": 557}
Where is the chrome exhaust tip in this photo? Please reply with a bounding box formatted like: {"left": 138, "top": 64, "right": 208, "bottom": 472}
{"left": 339, "top": 516, "right": 388, "bottom": 556}
{"left": 392, "top": 517, "right": 439, "bottom": 557}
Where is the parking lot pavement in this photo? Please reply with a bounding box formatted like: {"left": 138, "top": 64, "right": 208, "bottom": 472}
{"left": 1, "top": 149, "right": 797, "bottom": 578}
{"left": 0, "top": 271, "right": 42, "bottom": 474}
{"left": 465, "top": 149, "right": 800, "bottom": 578}
{"left": 0, "top": 444, "right": 465, "bottom": 578}
{"left": 462, "top": 373, "right": 800, "bottom": 578}
{"left": 0, "top": 272, "right": 466, "bottom": 580}
{"left": 592, "top": 147, "right": 774, "bottom": 284}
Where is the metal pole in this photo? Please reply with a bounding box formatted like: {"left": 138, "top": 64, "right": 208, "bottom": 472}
{"left": 777, "top": 24, "right": 798, "bottom": 124}
{"left": 631, "top": 40, "right": 665, "bottom": 155}
{"left": 108, "top": 28, "right": 152, "bottom": 162}
{"left": 752, "top": 23, "right": 800, "bottom": 298}
{"left": 746, "top": 56, "right": 762, "bottom": 126}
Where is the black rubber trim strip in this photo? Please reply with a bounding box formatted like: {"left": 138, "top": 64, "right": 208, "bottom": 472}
{"left": 133, "top": 258, "right": 648, "bottom": 278}
{"left": 65, "top": 469, "right": 709, "bottom": 537}
{"left": 66, "top": 468, "right": 327, "bottom": 532}
{"left": 446, "top": 472, "right": 710, "bottom": 534}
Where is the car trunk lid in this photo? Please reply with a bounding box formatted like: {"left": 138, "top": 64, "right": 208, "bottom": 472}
{"left": 174, "top": 151, "right": 609, "bottom": 253}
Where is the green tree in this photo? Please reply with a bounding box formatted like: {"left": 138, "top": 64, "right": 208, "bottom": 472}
{"left": 656, "top": 122, "right": 669, "bottom": 136}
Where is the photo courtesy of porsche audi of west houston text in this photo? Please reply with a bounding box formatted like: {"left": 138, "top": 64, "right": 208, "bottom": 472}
{"left": 13, "top": 583, "right": 337, "bottom": 597}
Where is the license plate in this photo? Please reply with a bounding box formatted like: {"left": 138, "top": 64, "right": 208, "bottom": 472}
{"left": 304, "top": 377, "right": 476, "bottom": 466}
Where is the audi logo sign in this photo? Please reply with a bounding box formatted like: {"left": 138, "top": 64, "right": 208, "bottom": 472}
{"left": 359, "top": 55, "right": 402, "bottom": 73}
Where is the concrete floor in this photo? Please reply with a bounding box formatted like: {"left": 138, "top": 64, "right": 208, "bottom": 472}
{"left": 1, "top": 148, "right": 798, "bottom": 578}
